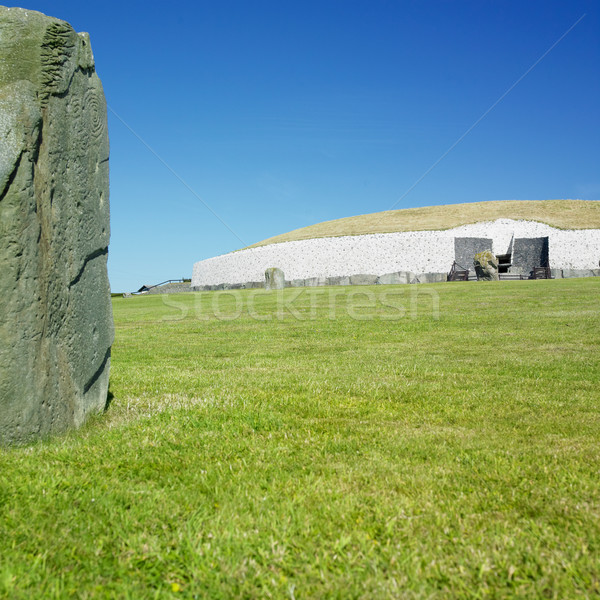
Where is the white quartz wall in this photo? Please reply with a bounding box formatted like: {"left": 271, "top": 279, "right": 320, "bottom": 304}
{"left": 192, "top": 219, "right": 600, "bottom": 286}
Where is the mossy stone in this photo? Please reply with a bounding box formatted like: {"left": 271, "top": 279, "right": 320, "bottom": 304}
{"left": 0, "top": 7, "right": 113, "bottom": 444}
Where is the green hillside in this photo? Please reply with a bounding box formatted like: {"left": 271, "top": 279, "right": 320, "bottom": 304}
{"left": 249, "top": 199, "right": 600, "bottom": 248}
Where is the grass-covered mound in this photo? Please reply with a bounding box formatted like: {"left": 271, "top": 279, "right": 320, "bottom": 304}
{"left": 1, "top": 279, "right": 599, "bottom": 598}
{"left": 250, "top": 199, "right": 600, "bottom": 247}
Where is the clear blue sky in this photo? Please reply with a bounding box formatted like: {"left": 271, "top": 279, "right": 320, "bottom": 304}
{"left": 9, "top": 0, "right": 600, "bottom": 292}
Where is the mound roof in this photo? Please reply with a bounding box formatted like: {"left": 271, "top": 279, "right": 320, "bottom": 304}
{"left": 249, "top": 200, "right": 600, "bottom": 248}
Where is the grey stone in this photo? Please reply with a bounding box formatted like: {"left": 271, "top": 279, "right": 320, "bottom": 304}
{"left": 265, "top": 267, "right": 285, "bottom": 290}
{"left": 304, "top": 277, "right": 328, "bottom": 287}
{"left": 418, "top": 272, "right": 447, "bottom": 284}
{"left": 454, "top": 238, "right": 493, "bottom": 271}
{"left": 550, "top": 269, "right": 563, "bottom": 279}
{"left": 592, "top": 269, "right": 600, "bottom": 277}
{"left": 290, "top": 279, "right": 306, "bottom": 287}
{"left": 325, "top": 276, "right": 345, "bottom": 286}
{"left": 561, "top": 269, "right": 594, "bottom": 279}
{"left": 0, "top": 8, "right": 113, "bottom": 444}
{"left": 350, "top": 274, "right": 378, "bottom": 286}
{"left": 377, "top": 272, "right": 401, "bottom": 285}
{"left": 325, "top": 276, "right": 351, "bottom": 286}
{"left": 474, "top": 250, "right": 499, "bottom": 281}
{"left": 512, "top": 237, "right": 549, "bottom": 277}
{"left": 377, "top": 271, "right": 415, "bottom": 285}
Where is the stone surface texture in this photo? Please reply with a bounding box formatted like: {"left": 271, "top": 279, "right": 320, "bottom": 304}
{"left": 0, "top": 7, "right": 113, "bottom": 444}
{"left": 512, "top": 237, "right": 549, "bottom": 277}
{"left": 474, "top": 250, "right": 499, "bottom": 281}
{"left": 264, "top": 267, "right": 284, "bottom": 290}
{"left": 454, "top": 237, "right": 493, "bottom": 271}
{"left": 415, "top": 273, "right": 447, "bottom": 284}
{"left": 377, "top": 271, "right": 415, "bottom": 285}
{"left": 192, "top": 219, "right": 600, "bottom": 288}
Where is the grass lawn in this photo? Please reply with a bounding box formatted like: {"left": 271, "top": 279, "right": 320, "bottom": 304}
{"left": 1, "top": 279, "right": 599, "bottom": 598}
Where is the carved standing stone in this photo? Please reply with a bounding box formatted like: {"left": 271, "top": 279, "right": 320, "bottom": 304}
{"left": 473, "top": 250, "right": 499, "bottom": 281}
{"left": 0, "top": 7, "right": 113, "bottom": 444}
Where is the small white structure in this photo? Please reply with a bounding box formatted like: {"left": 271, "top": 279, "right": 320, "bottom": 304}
{"left": 192, "top": 219, "right": 600, "bottom": 288}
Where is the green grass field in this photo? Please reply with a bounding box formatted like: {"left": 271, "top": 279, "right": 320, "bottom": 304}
{"left": 1, "top": 279, "right": 599, "bottom": 598}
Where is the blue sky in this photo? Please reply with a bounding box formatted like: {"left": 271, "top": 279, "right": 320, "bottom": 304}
{"left": 9, "top": 0, "right": 600, "bottom": 292}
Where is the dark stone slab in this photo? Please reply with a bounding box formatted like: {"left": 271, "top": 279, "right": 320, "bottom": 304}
{"left": 454, "top": 238, "right": 493, "bottom": 270}
{"left": 512, "top": 237, "right": 549, "bottom": 278}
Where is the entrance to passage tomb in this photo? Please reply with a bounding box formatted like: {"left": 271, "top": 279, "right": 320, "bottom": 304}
{"left": 451, "top": 236, "right": 551, "bottom": 280}
{"left": 496, "top": 253, "right": 512, "bottom": 274}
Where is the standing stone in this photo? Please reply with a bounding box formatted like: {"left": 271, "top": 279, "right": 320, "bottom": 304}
{"left": 265, "top": 267, "right": 285, "bottom": 290}
{"left": 0, "top": 7, "right": 113, "bottom": 444}
{"left": 473, "top": 250, "right": 499, "bottom": 281}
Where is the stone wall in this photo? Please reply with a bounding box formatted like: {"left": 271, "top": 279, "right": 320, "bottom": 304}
{"left": 192, "top": 220, "right": 600, "bottom": 288}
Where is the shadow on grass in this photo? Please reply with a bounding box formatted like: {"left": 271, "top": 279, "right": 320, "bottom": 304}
{"left": 104, "top": 389, "right": 115, "bottom": 412}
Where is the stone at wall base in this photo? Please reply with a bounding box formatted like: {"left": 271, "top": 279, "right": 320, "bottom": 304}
{"left": 350, "top": 274, "right": 378, "bottom": 286}
{"left": 377, "top": 271, "right": 415, "bottom": 285}
{"left": 327, "top": 276, "right": 351, "bottom": 286}
{"left": 414, "top": 273, "right": 447, "bottom": 284}
{"left": 561, "top": 269, "right": 595, "bottom": 279}
{"left": 305, "top": 277, "right": 328, "bottom": 287}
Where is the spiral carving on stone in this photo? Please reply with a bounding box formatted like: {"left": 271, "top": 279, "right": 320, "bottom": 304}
{"left": 84, "top": 88, "right": 105, "bottom": 138}
{"left": 69, "top": 95, "right": 82, "bottom": 119}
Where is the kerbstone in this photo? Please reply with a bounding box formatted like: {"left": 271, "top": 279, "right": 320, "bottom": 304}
{"left": 377, "top": 271, "right": 415, "bottom": 285}
{"left": 473, "top": 250, "right": 499, "bottom": 281}
{"left": 304, "top": 277, "right": 328, "bottom": 287}
{"left": 350, "top": 274, "right": 378, "bottom": 286}
{"left": 561, "top": 269, "right": 594, "bottom": 279}
{"left": 0, "top": 7, "right": 113, "bottom": 444}
{"left": 418, "top": 272, "right": 447, "bottom": 284}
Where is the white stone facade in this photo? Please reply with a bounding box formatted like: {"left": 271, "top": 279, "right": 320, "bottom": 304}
{"left": 192, "top": 219, "right": 600, "bottom": 287}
